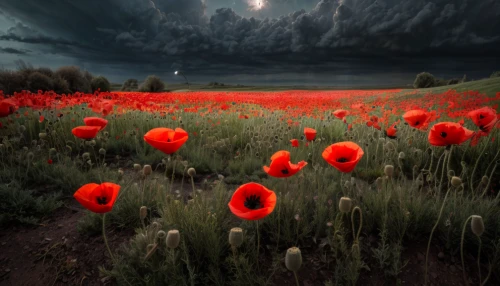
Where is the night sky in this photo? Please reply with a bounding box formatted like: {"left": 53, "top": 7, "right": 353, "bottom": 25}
{"left": 0, "top": 0, "right": 499, "bottom": 86}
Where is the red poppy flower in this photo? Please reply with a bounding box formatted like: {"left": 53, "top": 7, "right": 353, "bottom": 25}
{"left": 290, "top": 139, "right": 299, "bottom": 147}
{"left": 47, "top": 159, "right": 53, "bottom": 165}
{"left": 385, "top": 121, "right": 399, "bottom": 139}
{"left": 228, "top": 182, "right": 277, "bottom": 220}
{"left": 322, "top": 142, "right": 364, "bottom": 173}
{"left": 263, "top": 150, "right": 307, "bottom": 178}
{"left": 304, "top": 127, "right": 317, "bottom": 141}
{"left": 0, "top": 99, "right": 17, "bottom": 118}
{"left": 144, "top": 127, "right": 188, "bottom": 155}
{"left": 84, "top": 117, "right": 108, "bottom": 131}
{"left": 333, "top": 109, "right": 349, "bottom": 120}
{"left": 74, "top": 183, "right": 121, "bottom": 214}
{"left": 72, "top": 126, "right": 100, "bottom": 139}
{"left": 467, "top": 107, "right": 498, "bottom": 133}
{"left": 403, "top": 110, "right": 432, "bottom": 130}
{"left": 428, "top": 122, "right": 474, "bottom": 147}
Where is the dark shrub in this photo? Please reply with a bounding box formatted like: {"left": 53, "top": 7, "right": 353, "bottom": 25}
{"left": 55, "top": 66, "right": 92, "bottom": 93}
{"left": 91, "top": 76, "right": 111, "bottom": 92}
{"left": 52, "top": 76, "right": 70, "bottom": 94}
{"left": 491, "top": 71, "right": 500, "bottom": 78}
{"left": 36, "top": 67, "right": 54, "bottom": 78}
{"left": 28, "top": 72, "right": 54, "bottom": 92}
{"left": 447, "top": 78, "right": 460, "bottom": 85}
{"left": 139, "top": 75, "right": 165, "bottom": 92}
{"left": 0, "top": 70, "right": 25, "bottom": 95}
{"left": 121, "top": 79, "right": 139, "bottom": 91}
{"left": 413, "top": 72, "right": 436, "bottom": 89}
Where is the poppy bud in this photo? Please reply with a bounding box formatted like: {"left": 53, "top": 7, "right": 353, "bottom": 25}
{"left": 384, "top": 165, "right": 394, "bottom": 178}
{"left": 451, "top": 176, "right": 462, "bottom": 187}
{"left": 187, "top": 168, "right": 196, "bottom": 177}
{"left": 166, "top": 230, "right": 180, "bottom": 249}
{"left": 229, "top": 227, "right": 244, "bottom": 247}
{"left": 65, "top": 145, "right": 72, "bottom": 153}
{"left": 140, "top": 206, "right": 147, "bottom": 220}
{"left": 285, "top": 247, "right": 302, "bottom": 272}
{"left": 82, "top": 152, "right": 90, "bottom": 160}
{"left": 156, "top": 230, "right": 166, "bottom": 241}
{"left": 23, "top": 146, "right": 28, "bottom": 151}
{"left": 49, "top": 148, "right": 57, "bottom": 155}
{"left": 143, "top": 165, "right": 152, "bottom": 176}
{"left": 339, "top": 197, "right": 352, "bottom": 213}
{"left": 379, "top": 138, "right": 385, "bottom": 143}
{"left": 398, "top": 152, "right": 405, "bottom": 160}
{"left": 447, "top": 170, "right": 455, "bottom": 177}
{"left": 481, "top": 176, "right": 488, "bottom": 185}
{"left": 99, "top": 148, "right": 106, "bottom": 155}
{"left": 146, "top": 244, "right": 155, "bottom": 253}
{"left": 344, "top": 180, "right": 351, "bottom": 189}
{"left": 51, "top": 130, "right": 56, "bottom": 136}
{"left": 39, "top": 133, "right": 47, "bottom": 139}
{"left": 471, "top": 215, "right": 484, "bottom": 236}
{"left": 375, "top": 177, "right": 383, "bottom": 190}
{"left": 134, "top": 163, "right": 141, "bottom": 171}
{"left": 27, "top": 152, "right": 34, "bottom": 161}
{"left": 118, "top": 168, "right": 124, "bottom": 179}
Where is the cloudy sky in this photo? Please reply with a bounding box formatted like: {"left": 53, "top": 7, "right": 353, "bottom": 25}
{"left": 0, "top": 0, "right": 499, "bottom": 86}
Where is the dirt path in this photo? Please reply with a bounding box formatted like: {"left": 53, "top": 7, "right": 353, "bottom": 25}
{"left": 0, "top": 201, "right": 132, "bottom": 286}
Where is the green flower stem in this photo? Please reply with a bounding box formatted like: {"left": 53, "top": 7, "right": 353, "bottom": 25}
{"left": 425, "top": 187, "right": 452, "bottom": 285}
{"left": 460, "top": 215, "right": 473, "bottom": 285}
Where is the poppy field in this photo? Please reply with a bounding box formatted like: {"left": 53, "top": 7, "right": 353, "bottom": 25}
{"left": 1, "top": 80, "right": 500, "bottom": 285}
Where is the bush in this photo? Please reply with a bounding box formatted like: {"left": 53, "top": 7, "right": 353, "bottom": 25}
{"left": 413, "top": 72, "right": 437, "bottom": 89}
{"left": 0, "top": 70, "right": 25, "bottom": 95}
{"left": 121, "top": 79, "right": 139, "bottom": 91}
{"left": 91, "top": 76, "right": 111, "bottom": 92}
{"left": 55, "top": 66, "right": 92, "bottom": 93}
{"left": 52, "top": 75, "right": 70, "bottom": 94}
{"left": 28, "top": 72, "right": 54, "bottom": 92}
{"left": 491, "top": 71, "right": 500, "bottom": 78}
{"left": 139, "top": 75, "right": 165, "bottom": 92}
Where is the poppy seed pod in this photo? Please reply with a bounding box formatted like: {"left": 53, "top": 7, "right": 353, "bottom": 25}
{"left": 285, "top": 247, "right": 302, "bottom": 272}
{"left": 229, "top": 227, "right": 244, "bottom": 247}
{"left": 98, "top": 148, "right": 106, "bottom": 155}
{"left": 339, "top": 197, "right": 352, "bottom": 213}
{"left": 384, "top": 165, "right": 394, "bottom": 178}
{"left": 156, "top": 230, "right": 166, "bottom": 241}
{"left": 398, "top": 152, "right": 406, "bottom": 160}
{"left": 187, "top": 168, "right": 196, "bottom": 177}
{"left": 82, "top": 152, "right": 90, "bottom": 160}
{"left": 143, "top": 165, "right": 152, "bottom": 176}
{"left": 166, "top": 230, "right": 180, "bottom": 249}
{"left": 481, "top": 176, "right": 488, "bottom": 185}
{"left": 385, "top": 141, "right": 395, "bottom": 150}
{"left": 39, "top": 133, "right": 47, "bottom": 139}
{"left": 471, "top": 215, "right": 485, "bottom": 236}
{"left": 451, "top": 176, "right": 462, "bottom": 187}
{"left": 133, "top": 163, "right": 141, "bottom": 171}
{"left": 140, "top": 206, "right": 147, "bottom": 220}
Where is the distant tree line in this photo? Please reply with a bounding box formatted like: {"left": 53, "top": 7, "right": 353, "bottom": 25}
{"left": 121, "top": 76, "right": 165, "bottom": 92}
{"left": 414, "top": 70, "right": 500, "bottom": 89}
{"left": 0, "top": 61, "right": 110, "bottom": 95}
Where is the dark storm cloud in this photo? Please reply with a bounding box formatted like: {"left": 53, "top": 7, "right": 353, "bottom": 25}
{"left": 0, "top": 0, "right": 499, "bottom": 81}
{"left": 0, "top": 47, "right": 30, "bottom": 55}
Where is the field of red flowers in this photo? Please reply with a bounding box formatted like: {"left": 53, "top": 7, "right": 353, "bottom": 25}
{"left": 1, "top": 87, "right": 500, "bottom": 286}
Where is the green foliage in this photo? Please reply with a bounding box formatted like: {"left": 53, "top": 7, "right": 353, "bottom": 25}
{"left": 28, "top": 72, "right": 54, "bottom": 92}
{"left": 91, "top": 76, "right": 111, "bottom": 92}
{"left": 55, "top": 66, "right": 92, "bottom": 93}
{"left": 0, "top": 183, "right": 62, "bottom": 226}
{"left": 121, "top": 79, "right": 139, "bottom": 91}
{"left": 413, "top": 72, "right": 437, "bottom": 89}
{"left": 139, "top": 75, "right": 165, "bottom": 92}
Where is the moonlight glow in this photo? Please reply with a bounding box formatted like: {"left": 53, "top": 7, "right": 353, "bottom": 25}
{"left": 247, "top": 0, "right": 265, "bottom": 11}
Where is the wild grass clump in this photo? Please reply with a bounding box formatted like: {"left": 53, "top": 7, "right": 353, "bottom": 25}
{"left": 0, "top": 183, "right": 62, "bottom": 226}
